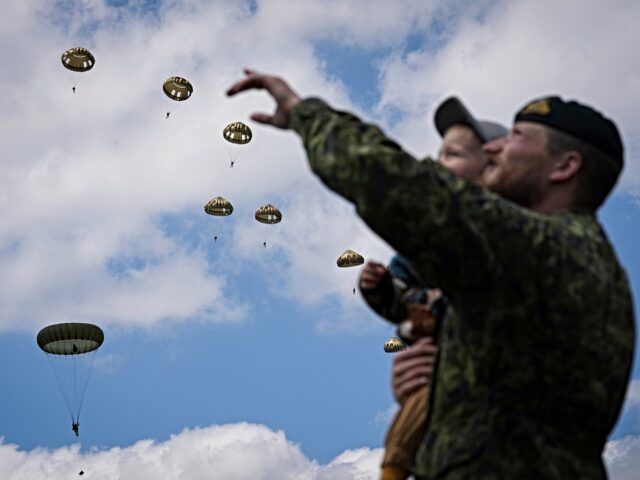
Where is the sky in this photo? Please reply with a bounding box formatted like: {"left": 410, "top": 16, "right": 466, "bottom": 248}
{"left": 0, "top": 0, "right": 639, "bottom": 478}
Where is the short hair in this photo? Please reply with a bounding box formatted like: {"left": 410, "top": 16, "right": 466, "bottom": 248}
{"left": 545, "top": 128, "right": 622, "bottom": 211}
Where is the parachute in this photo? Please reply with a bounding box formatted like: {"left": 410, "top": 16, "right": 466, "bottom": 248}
{"left": 204, "top": 196, "right": 233, "bottom": 216}
{"left": 384, "top": 337, "right": 407, "bottom": 353}
{"left": 255, "top": 204, "right": 282, "bottom": 224}
{"left": 162, "top": 76, "right": 193, "bottom": 101}
{"left": 37, "top": 323, "right": 104, "bottom": 428}
{"left": 162, "top": 76, "right": 193, "bottom": 118}
{"left": 337, "top": 250, "right": 364, "bottom": 268}
{"left": 254, "top": 204, "right": 281, "bottom": 248}
{"left": 223, "top": 122, "right": 252, "bottom": 145}
{"left": 223, "top": 122, "right": 252, "bottom": 167}
{"left": 337, "top": 250, "right": 365, "bottom": 294}
{"left": 61, "top": 48, "right": 95, "bottom": 72}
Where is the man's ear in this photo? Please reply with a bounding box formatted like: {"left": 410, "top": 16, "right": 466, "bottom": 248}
{"left": 549, "top": 151, "right": 582, "bottom": 183}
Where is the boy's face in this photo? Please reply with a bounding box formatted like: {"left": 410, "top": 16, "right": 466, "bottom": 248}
{"left": 437, "top": 125, "right": 486, "bottom": 183}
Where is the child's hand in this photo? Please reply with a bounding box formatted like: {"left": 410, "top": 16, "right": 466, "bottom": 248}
{"left": 359, "top": 261, "right": 389, "bottom": 289}
{"left": 359, "top": 261, "right": 393, "bottom": 312}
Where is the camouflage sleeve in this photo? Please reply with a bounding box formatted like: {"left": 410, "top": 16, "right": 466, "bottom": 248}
{"left": 291, "top": 98, "right": 551, "bottom": 296}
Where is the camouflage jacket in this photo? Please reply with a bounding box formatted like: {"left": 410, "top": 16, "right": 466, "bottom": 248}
{"left": 291, "top": 98, "right": 636, "bottom": 479}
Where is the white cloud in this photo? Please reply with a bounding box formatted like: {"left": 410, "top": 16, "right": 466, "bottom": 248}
{"left": 0, "top": 423, "right": 382, "bottom": 480}
{"left": 2, "top": 0, "right": 639, "bottom": 336}
{"left": 1, "top": 420, "right": 638, "bottom": 480}
{"left": 0, "top": 0, "right": 359, "bottom": 333}
{"left": 251, "top": 0, "right": 447, "bottom": 49}
{"left": 605, "top": 435, "right": 640, "bottom": 480}
{"left": 374, "top": 0, "right": 640, "bottom": 191}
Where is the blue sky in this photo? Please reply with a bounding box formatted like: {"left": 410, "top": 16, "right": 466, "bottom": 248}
{"left": 1, "top": 1, "right": 639, "bottom": 478}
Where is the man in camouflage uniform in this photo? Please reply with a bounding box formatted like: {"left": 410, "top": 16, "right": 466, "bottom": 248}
{"left": 226, "top": 69, "right": 635, "bottom": 479}
{"left": 359, "top": 97, "right": 508, "bottom": 480}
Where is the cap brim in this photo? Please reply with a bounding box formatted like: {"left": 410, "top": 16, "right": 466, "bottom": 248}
{"left": 434, "top": 97, "right": 507, "bottom": 143}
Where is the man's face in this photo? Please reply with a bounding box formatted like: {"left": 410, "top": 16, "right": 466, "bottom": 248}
{"left": 481, "top": 121, "right": 554, "bottom": 206}
{"left": 437, "top": 125, "right": 486, "bottom": 182}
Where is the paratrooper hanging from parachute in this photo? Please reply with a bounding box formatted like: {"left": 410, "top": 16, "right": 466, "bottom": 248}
{"left": 337, "top": 249, "right": 365, "bottom": 295}
{"left": 223, "top": 122, "right": 252, "bottom": 167}
{"left": 255, "top": 204, "right": 281, "bottom": 248}
{"left": 37, "top": 323, "right": 104, "bottom": 436}
{"left": 204, "top": 196, "right": 233, "bottom": 243}
{"left": 61, "top": 47, "right": 95, "bottom": 94}
{"left": 162, "top": 76, "right": 193, "bottom": 119}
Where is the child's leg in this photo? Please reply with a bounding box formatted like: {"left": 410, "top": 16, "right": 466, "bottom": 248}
{"left": 381, "top": 384, "right": 430, "bottom": 480}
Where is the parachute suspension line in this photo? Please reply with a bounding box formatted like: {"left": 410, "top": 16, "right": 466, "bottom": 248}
{"left": 164, "top": 96, "right": 171, "bottom": 119}
{"left": 75, "top": 348, "right": 99, "bottom": 421}
{"left": 73, "top": 347, "right": 80, "bottom": 420}
{"left": 45, "top": 340, "right": 100, "bottom": 424}
{"left": 227, "top": 148, "right": 240, "bottom": 167}
{"left": 46, "top": 353, "right": 75, "bottom": 422}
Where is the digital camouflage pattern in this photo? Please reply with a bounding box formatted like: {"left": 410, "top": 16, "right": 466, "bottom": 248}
{"left": 291, "top": 98, "right": 636, "bottom": 479}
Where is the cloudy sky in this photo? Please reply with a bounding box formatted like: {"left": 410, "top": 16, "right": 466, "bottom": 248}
{"left": 1, "top": 0, "right": 639, "bottom": 478}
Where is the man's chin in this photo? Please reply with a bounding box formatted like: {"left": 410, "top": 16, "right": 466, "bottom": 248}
{"left": 480, "top": 165, "right": 499, "bottom": 189}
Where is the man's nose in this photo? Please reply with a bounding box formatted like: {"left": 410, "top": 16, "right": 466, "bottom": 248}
{"left": 483, "top": 138, "right": 503, "bottom": 153}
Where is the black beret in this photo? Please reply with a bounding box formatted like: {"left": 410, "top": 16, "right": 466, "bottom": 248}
{"left": 515, "top": 96, "right": 623, "bottom": 167}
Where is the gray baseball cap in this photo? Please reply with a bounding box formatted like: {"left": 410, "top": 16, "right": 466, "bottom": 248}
{"left": 434, "top": 96, "right": 508, "bottom": 142}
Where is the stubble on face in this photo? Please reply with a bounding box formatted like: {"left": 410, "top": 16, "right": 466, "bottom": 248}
{"left": 481, "top": 122, "right": 552, "bottom": 207}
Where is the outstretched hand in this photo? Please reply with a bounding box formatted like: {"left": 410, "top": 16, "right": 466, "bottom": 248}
{"left": 226, "top": 69, "right": 301, "bottom": 129}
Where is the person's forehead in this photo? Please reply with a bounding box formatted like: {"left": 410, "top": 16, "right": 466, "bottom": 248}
{"left": 513, "top": 121, "right": 548, "bottom": 136}
{"left": 443, "top": 124, "right": 479, "bottom": 142}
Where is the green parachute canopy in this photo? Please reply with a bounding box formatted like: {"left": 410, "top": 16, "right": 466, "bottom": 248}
{"left": 162, "top": 76, "right": 193, "bottom": 101}
{"left": 255, "top": 204, "right": 282, "bottom": 224}
{"left": 223, "top": 122, "right": 252, "bottom": 145}
{"left": 37, "top": 323, "right": 103, "bottom": 355}
{"left": 384, "top": 337, "right": 407, "bottom": 353}
{"left": 337, "top": 250, "right": 364, "bottom": 268}
{"left": 204, "top": 196, "right": 233, "bottom": 216}
{"left": 61, "top": 48, "right": 95, "bottom": 72}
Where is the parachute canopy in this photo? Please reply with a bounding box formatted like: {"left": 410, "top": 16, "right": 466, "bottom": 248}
{"left": 337, "top": 250, "right": 364, "bottom": 268}
{"left": 61, "top": 48, "right": 95, "bottom": 72}
{"left": 223, "top": 122, "right": 252, "bottom": 144}
{"left": 384, "top": 337, "right": 407, "bottom": 353}
{"left": 255, "top": 204, "right": 282, "bottom": 224}
{"left": 204, "top": 196, "right": 233, "bottom": 216}
{"left": 37, "top": 323, "right": 104, "bottom": 355}
{"left": 163, "top": 76, "right": 193, "bottom": 101}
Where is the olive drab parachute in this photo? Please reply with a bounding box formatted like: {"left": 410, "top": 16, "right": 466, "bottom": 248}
{"left": 223, "top": 122, "right": 252, "bottom": 145}
{"left": 337, "top": 250, "right": 365, "bottom": 268}
{"left": 384, "top": 337, "right": 407, "bottom": 353}
{"left": 162, "top": 76, "right": 193, "bottom": 101}
{"left": 61, "top": 48, "right": 95, "bottom": 72}
{"left": 37, "top": 323, "right": 104, "bottom": 428}
{"left": 254, "top": 204, "right": 281, "bottom": 248}
{"left": 162, "top": 76, "right": 192, "bottom": 118}
{"left": 255, "top": 204, "right": 282, "bottom": 224}
{"left": 204, "top": 196, "right": 233, "bottom": 216}
{"left": 337, "top": 250, "right": 365, "bottom": 294}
